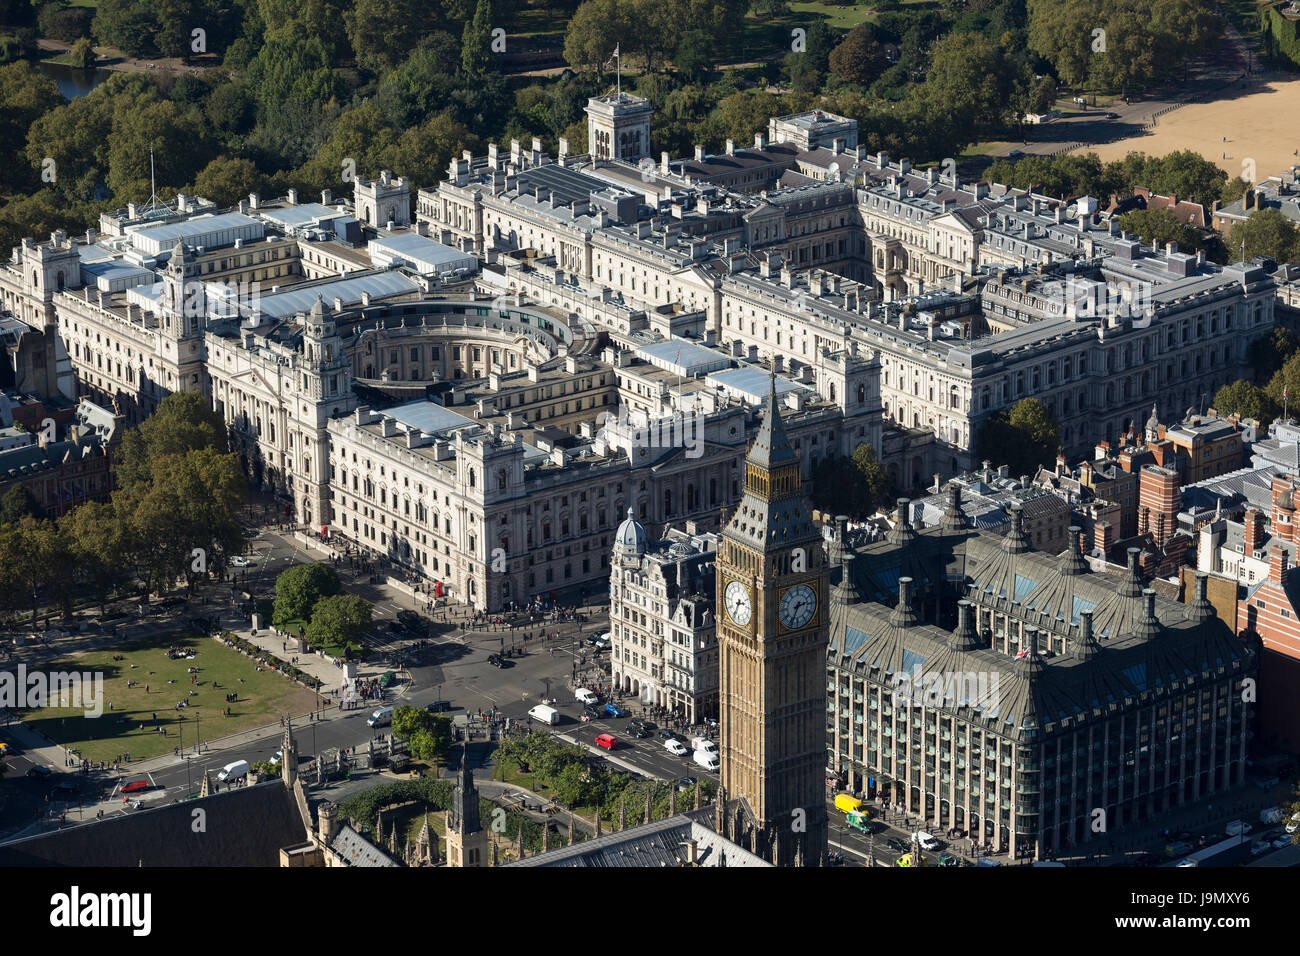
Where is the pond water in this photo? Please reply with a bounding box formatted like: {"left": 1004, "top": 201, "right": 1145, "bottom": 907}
{"left": 36, "top": 60, "right": 115, "bottom": 100}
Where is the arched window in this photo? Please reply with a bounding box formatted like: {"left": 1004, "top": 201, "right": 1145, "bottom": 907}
{"left": 468, "top": 468, "right": 476, "bottom": 488}
{"left": 497, "top": 468, "right": 507, "bottom": 491}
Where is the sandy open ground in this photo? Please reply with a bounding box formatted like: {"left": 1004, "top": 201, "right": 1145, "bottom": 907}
{"left": 1079, "top": 76, "right": 1300, "bottom": 183}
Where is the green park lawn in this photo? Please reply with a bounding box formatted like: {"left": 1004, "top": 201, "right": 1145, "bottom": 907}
{"left": 21, "top": 631, "right": 318, "bottom": 764}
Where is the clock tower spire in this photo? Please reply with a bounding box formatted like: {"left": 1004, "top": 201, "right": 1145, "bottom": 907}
{"left": 715, "top": 371, "right": 829, "bottom": 866}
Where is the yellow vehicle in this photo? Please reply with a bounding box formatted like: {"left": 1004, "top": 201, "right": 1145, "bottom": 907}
{"left": 895, "top": 852, "right": 925, "bottom": 867}
{"left": 834, "top": 792, "right": 863, "bottom": 815}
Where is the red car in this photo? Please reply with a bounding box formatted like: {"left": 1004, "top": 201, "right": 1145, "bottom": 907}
{"left": 595, "top": 733, "right": 617, "bottom": 750}
{"left": 121, "top": 779, "right": 150, "bottom": 794}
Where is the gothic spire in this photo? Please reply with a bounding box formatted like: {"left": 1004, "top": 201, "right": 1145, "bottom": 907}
{"left": 745, "top": 368, "right": 797, "bottom": 469}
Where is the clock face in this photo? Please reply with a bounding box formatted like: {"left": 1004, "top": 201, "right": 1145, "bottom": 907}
{"left": 725, "top": 580, "right": 752, "bottom": 626}
{"left": 780, "top": 584, "right": 817, "bottom": 630}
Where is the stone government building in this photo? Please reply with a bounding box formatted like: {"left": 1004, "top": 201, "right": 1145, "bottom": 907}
{"left": 825, "top": 490, "right": 1256, "bottom": 860}
{"left": 0, "top": 95, "right": 1286, "bottom": 610}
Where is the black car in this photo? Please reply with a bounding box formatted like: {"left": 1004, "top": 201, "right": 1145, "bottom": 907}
{"left": 886, "top": 838, "right": 909, "bottom": 853}
{"left": 675, "top": 776, "right": 697, "bottom": 792}
{"left": 426, "top": 700, "right": 452, "bottom": 713}
{"left": 25, "top": 765, "right": 52, "bottom": 779}
{"left": 1105, "top": 111, "right": 1120, "bottom": 119}
{"left": 487, "top": 654, "right": 504, "bottom": 667}
{"left": 626, "top": 725, "right": 648, "bottom": 739}
{"left": 659, "top": 728, "right": 681, "bottom": 741}
{"left": 634, "top": 719, "right": 657, "bottom": 732}
{"left": 396, "top": 610, "right": 424, "bottom": 632}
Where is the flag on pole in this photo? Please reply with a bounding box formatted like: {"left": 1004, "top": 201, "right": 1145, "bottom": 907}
{"left": 604, "top": 45, "right": 620, "bottom": 69}
{"left": 1014, "top": 644, "right": 1030, "bottom": 660}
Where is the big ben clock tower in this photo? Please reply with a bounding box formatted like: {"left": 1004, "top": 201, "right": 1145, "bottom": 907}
{"left": 716, "top": 372, "right": 829, "bottom": 866}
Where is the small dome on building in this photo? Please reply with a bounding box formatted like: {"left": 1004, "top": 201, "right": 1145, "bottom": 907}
{"left": 614, "top": 507, "right": 647, "bottom": 555}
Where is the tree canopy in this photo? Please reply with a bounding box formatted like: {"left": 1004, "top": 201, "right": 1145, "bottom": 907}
{"left": 811, "top": 444, "right": 892, "bottom": 520}
{"left": 272, "top": 562, "right": 342, "bottom": 626}
{"left": 974, "top": 398, "right": 1063, "bottom": 478}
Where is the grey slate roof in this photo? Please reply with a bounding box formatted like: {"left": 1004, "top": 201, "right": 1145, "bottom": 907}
{"left": 506, "top": 810, "right": 770, "bottom": 867}
{"left": 0, "top": 780, "right": 308, "bottom": 867}
{"left": 329, "top": 825, "right": 399, "bottom": 867}
{"left": 827, "top": 515, "right": 1252, "bottom": 740}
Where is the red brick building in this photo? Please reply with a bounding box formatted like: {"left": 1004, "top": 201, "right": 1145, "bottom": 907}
{"left": 1238, "top": 544, "right": 1300, "bottom": 754}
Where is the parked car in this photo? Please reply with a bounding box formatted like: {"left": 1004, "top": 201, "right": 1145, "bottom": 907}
{"left": 632, "top": 719, "right": 657, "bottom": 732}
{"left": 580, "top": 708, "right": 597, "bottom": 722}
{"left": 487, "top": 654, "right": 506, "bottom": 668}
{"left": 1226, "top": 820, "right": 1252, "bottom": 837}
{"left": 593, "top": 634, "right": 610, "bottom": 650}
{"left": 625, "top": 725, "right": 648, "bottom": 739}
{"left": 604, "top": 702, "right": 627, "bottom": 718}
{"left": 664, "top": 738, "right": 689, "bottom": 756}
{"left": 937, "top": 853, "right": 958, "bottom": 867}
{"left": 595, "top": 733, "right": 617, "bottom": 750}
{"left": 1105, "top": 111, "right": 1120, "bottom": 119}
{"left": 659, "top": 728, "right": 681, "bottom": 741}
{"left": 25, "top": 765, "right": 52, "bottom": 779}
{"left": 426, "top": 700, "right": 452, "bottom": 713}
{"left": 1250, "top": 839, "right": 1272, "bottom": 856}
{"left": 1272, "top": 834, "right": 1293, "bottom": 849}
{"left": 1164, "top": 840, "right": 1193, "bottom": 857}
{"left": 886, "top": 838, "right": 909, "bottom": 853}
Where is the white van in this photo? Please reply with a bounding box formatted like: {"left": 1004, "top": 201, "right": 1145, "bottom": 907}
{"left": 693, "top": 749, "right": 719, "bottom": 772}
{"left": 217, "top": 759, "right": 249, "bottom": 783}
{"left": 690, "top": 737, "right": 718, "bottom": 756}
{"left": 914, "top": 831, "right": 940, "bottom": 852}
{"left": 575, "top": 688, "right": 599, "bottom": 706}
{"left": 367, "top": 706, "right": 393, "bottom": 728}
{"left": 528, "top": 704, "right": 559, "bottom": 726}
